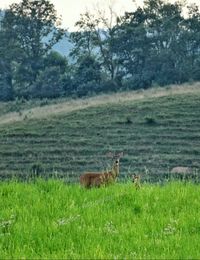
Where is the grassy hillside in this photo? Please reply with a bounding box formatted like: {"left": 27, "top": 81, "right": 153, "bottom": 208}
{"left": 0, "top": 83, "right": 200, "bottom": 181}
{"left": 0, "top": 180, "right": 200, "bottom": 258}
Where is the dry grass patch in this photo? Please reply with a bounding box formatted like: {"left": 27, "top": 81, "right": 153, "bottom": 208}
{"left": 0, "top": 82, "right": 199, "bottom": 125}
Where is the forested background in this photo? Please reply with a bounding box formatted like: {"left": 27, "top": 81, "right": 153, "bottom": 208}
{"left": 0, "top": 0, "right": 200, "bottom": 101}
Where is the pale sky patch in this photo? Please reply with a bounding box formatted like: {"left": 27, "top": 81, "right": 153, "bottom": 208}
{"left": 0, "top": 0, "right": 200, "bottom": 31}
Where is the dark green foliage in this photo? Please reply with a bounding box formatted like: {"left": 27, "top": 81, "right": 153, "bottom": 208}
{"left": 1, "top": 0, "right": 200, "bottom": 100}
{"left": 30, "top": 51, "right": 70, "bottom": 99}
{"left": 0, "top": 77, "right": 13, "bottom": 101}
{"left": 125, "top": 116, "right": 133, "bottom": 124}
{"left": 72, "top": 55, "right": 102, "bottom": 96}
{"left": 144, "top": 115, "right": 157, "bottom": 125}
{"left": 30, "top": 162, "right": 44, "bottom": 177}
{"left": 0, "top": 1, "right": 66, "bottom": 100}
{"left": 69, "top": 0, "right": 200, "bottom": 95}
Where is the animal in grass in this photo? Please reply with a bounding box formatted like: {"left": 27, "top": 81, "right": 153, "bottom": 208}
{"left": 132, "top": 174, "right": 141, "bottom": 190}
{"left": 170, "top": 166, "right": 192, "bottom": 174}
{"left": 80, "top": 152, "right": 123, "bottom": 188}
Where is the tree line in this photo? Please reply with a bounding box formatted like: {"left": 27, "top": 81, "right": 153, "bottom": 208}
{"left": 0, "top": 0, "right": 200, "bottom": 101}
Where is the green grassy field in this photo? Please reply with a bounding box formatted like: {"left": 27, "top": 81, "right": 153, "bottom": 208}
{"left": 0, "top": 83, "right": 200, "bottom": 181}
{"left": 0, "top": 180, "right": 200, "bottom": 258}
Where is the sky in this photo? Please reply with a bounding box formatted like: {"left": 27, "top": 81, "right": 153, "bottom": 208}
{"left": 0, "top": 0, "right": 200, "bottom": 30}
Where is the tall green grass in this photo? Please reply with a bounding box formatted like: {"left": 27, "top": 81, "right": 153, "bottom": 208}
{"left": 0, "top": 180, "right": 200, "bottom": 258}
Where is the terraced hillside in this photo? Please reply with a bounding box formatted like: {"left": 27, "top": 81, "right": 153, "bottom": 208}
{"left": 0, "top": 83, "right": 200, "bottom": 181}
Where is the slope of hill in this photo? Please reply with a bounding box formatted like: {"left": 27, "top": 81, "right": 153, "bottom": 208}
{"left": 0, "top": 83, "right": 200, "bottom": 181}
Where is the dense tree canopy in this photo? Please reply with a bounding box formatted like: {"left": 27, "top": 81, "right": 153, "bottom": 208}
{"left": 0, "top": 0, "right": 65, "bottom": 100}
{"left": 0, "top": 0, "right": 200, "bottom": 101}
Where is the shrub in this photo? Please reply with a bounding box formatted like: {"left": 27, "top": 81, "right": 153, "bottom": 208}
{"left": 39, "top": 98, "right": 49, "bottom": 107}
{"left": 125, "top": 116, "right": 133, "bottom": 124}
{"left": 145, "top": 115, "right": 157, "bottom": 125}
{"left": 30, "top": 162, "right": 44, "bottom": 178}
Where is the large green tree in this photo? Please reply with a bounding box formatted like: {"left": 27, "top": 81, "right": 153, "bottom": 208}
{"left": 70, "top": 8, "right": 120, "bottom": 82}
{"left": 143, "top": 0, "right": 185, "bottom": 85}
{"left": 113, "top": 7, "right": 150, "bottom": 88}
{"left": 30, "top": 51, "right": 70, "bottom": 98}
{"left": 113, "top": 0, "right": 200, "bottom": 88}
{"left": 1, "top": 0, "right": 65, "bottom": 98}
{"left": 0, "top": 9, "right": 21, "bottom": 100}
{"left": 182, "top": 3, "right": 200, "bottom": 81}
